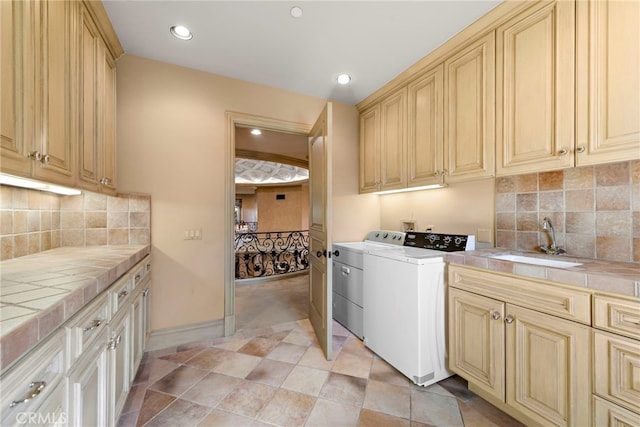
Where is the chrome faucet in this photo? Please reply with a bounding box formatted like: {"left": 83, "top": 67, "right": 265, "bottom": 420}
{"left": 539, "top": 217, "right": 565, "bottom": 255}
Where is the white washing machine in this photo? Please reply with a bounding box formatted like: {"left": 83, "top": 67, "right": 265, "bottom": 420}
{"left": 363, "top": 232, "right": 475, "bottom": 387}
{"left": 332, "top": 230, "right": 405, "bottom": 338}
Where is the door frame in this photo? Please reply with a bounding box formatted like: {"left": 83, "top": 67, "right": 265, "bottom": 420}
{"left": 224, "top": 111, "right": 312, "bottom": 336}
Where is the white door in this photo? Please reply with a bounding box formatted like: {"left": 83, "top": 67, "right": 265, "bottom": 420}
{"left": 308, "top": 103, "right": 333, "bottom": 359}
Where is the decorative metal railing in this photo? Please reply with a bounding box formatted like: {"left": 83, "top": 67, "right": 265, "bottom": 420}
{"left": 235, "top": 230, "right": 309, "bottom": 279}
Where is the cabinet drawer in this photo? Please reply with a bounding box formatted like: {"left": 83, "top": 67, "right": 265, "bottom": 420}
{"left": 66, "top": 293, "right": 109, "bottom": 369}
{"left": 593, "top": 294, "right": 640, "bottom": 340}
{"left": 594, "top": 330, "right": 640, "bottom": 414}
{"left": 448, "top": 264, "right": 592, "bottom": 324}
{"left": 593, "top": 395, "right": 640, "bottom": 427}
{"left": 109, "top": 273, "right": 133, "bottom": 316}
{"left": 131, "top": 255, "right": 152, "bottom": 293}
{"left": 0, "top": 330, "right": 66, "bottom": 426}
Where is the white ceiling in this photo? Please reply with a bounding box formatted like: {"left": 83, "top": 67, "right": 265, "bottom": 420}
{"left": 103, "top": 0, "right": 502, "bottom": 106}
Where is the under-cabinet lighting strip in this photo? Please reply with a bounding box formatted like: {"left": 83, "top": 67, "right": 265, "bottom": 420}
{"left": 0, "top": 173, "right": 82, "bottom": 195}
{"left": 373, "top": 184, "right": 447, "bottom": 195}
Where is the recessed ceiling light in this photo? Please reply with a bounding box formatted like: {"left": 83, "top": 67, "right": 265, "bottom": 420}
{"left": 250, "top": 129, "right": 262, "bottom": 135}
{"left": 337, "top": 74, "right": 352, "bottom": 85}
{"left": 170, "top": 25, "right": 193, "bottom": 40}
{"left": 290, "top": 6, "right": 303, "bottom": 18}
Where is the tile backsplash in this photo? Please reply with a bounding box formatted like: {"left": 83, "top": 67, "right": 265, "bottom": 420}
{"left": 1, "top": 186, "right": 151, "bottom": 261}
{"left": 495, "top": 160, "right": 639, "bottom": 263}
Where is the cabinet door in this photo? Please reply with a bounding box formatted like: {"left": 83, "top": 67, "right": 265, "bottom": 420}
{"left": 379, "top": 88, "right": 407, "bottom": 191}
{"left": 505, "top": 305, "right": 591, "bottom": 427}
{"left": 143, "top": 286, "right": 151, "bottom": 344}
{"left": 576, "top": 0, "right": 640, "bottom": 165}
{"left": 130, "top": 290, "right": 145, "bottom": 379}
{"left": 77, "top": 3, "right": 101, "bottom": 192}
{"left": 407, "top": 64, "right": 444, "bottom": 187}
{"left": 448, "top": 288, "right": 505, "bottom": 402}
{"left": 496, "top": 1, "right": 575, "bottom": 176}
{"left": 359, "top": 106, "right": 380, "bottom": 193}
{"left": 108, "top": 310, "right": 131, "bottom": 426}
{"left": 68, "top": 328, "right": 108, "bottom": 427}
{"left": 444, "top": 32, "right": 495, "bottom": 182}
{"left": 100, "top": 49, "right": 117, "bottom": 195}
{"left": 593, "top": 395, "right": 640, "bottom": 427}
{"left": 1, "top": 0, "right": 33, "bottom": 176}
{"left": 32, "top": 0, "right": 76, "bottom": 185}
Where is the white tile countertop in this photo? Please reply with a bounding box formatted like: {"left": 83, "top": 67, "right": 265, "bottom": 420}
{"left": 445, "top": 248, "right": 640, "bottom": 297}
{"left": 0, "top": 245, "right": 150, "bottom": 370}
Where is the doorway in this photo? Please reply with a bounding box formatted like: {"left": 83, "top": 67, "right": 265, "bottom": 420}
{"left": 224, "top": 112, "right": 312, "bottom": 336}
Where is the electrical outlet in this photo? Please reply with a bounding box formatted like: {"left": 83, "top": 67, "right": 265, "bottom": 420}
{"left": 184, "top": 229, "right": 202, "bottom": 240}
{"left": 425, "top": 225, "right": 434, "bottom": 232}
{"left": 477, "top": 228, "right": 492, "bottom": 243}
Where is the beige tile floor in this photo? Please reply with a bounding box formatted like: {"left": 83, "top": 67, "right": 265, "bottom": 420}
{"left": 118, "top": 274, "right": 524, "bottom": 426}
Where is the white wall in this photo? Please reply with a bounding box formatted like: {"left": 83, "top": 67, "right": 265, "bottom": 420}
{"left": 379, "top": 178, "right": 495, "bottom": 242}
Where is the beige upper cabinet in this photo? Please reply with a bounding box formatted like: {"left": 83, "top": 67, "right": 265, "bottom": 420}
{"left": 576, "top": 0, "right": 640, "bottom": 165}
{"left": 78, "top": 3, "right": 118, "bottom": 195}
{"left": 379, "top": 88, "right": 407, "bottom": 191}
{"left": 0, "top": 0, "right": 75, "bottom": 184}
{"left": 32, "top": 0, "right": 77, "bottom": 186}
{"left": 359, "top": 106, "right": 380, "bottom": 193}
{"left": 496, "top": 0, "right": 576, "bottom": 176}
{"left": 1, "top": 0, "right": 122, "bottom": 191}
{"left": 407, "top": 64, "right": 444, "bottom": 187}
{"left": 359, "top": 88, "right": 407, "bottom": 193}
{"left": 1, "top": 0, "right": 32, "bottom": 176}
{"left": 444, "top": 32, "right": 496, "bottom": 182}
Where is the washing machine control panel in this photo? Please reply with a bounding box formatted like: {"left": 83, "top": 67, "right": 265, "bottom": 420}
{"left": 403, "top": 232, "right": 475, "bottom": 252}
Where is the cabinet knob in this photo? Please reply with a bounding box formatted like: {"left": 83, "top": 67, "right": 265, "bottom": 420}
{"left": 434, "top": 170, "right": 440, "bottom": 177}
{"left": 41, "top": 154, "right": 51, "bottom": 165}
{"left": 117, "top": 290, "right": 129, "bottom": 299}
{"left": 28, "top": 151, "right": 42, "bottom": 161}
{"left": 143, "top": 288, "right": 150, "bottom": 297}
{"left": 491, "top": 311, "right": 501, "bottom": 321}
{"left": 576, "top": 145, "right": 586, "bottom": 154}
{"left": 558, "top": 147, "right": 568, "bottom": 156}
{"left": 504, "top": 315, "right": 514, "bottom": 324}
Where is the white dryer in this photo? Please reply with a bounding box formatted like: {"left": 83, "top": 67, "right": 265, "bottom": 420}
{"left": 332, "top": 231, "right": 405, "bottom": 338}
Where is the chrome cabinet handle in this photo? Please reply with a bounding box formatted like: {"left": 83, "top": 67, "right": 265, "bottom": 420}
{"left": 83, "top": 318, "right": 103, "bottom": 332}
{"left": 558, "top": 147, "right": 568, "bottom": 156}
{"left": 9, "top": 381, "right": 46, "bottom": 408}
{"left": 117, "top": 290, "right": 129, "bottom": 299}
{"left": 491, "top": 311, "right": 501, "bottom": 321}
{"left": 341, "top": 266, "right": 350, "bottom": 275}
{"left": 107, "top": 335, "right": 122, "bottom": 350}
{"left": 142, "top": 288, "right": 150, "bottom": 297}
{"left": 28, "top": 151, "right": 42, "bottom": 161}
{"left": 505, "top": 315, "right": 514, "bottom": 324}
{"left": 576, "top": 145, "right": 586, "bottom": 153}
{"left": 100, "top": 178, "right": 112, "bottom": 185}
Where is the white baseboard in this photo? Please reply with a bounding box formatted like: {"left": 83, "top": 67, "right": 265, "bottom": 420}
{"left": 146, "top": 318, "right": 225, "bottom": 351}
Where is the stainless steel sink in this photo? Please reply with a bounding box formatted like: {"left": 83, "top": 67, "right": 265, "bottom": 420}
{"left": 490, "top": 254, "right": 582, "bottom": 268}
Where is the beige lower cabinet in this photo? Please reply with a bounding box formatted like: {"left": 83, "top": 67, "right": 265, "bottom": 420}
{"left": 592, "top": 293, "right": 640, "bottom": 425}
{"left": 448, "top": 264, "right": 592, "bottom": 427}
{"left": 67, "top": 327, "right": 109, "bottom": 427}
